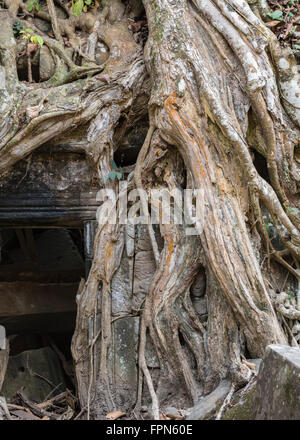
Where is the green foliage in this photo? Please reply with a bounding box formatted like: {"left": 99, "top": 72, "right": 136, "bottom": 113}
{"left": 30, "top": 35, "right": 44, "bottom": 47}
{"left": 20, "top": 28, "right": 34, "bottom": 38}
{"left": 267, "top": 10, "right": 283, "bottom": 20}
{"left": 103, "top": 159, "right": 123, "bottom": 183}
{"left": 27, "top": 0, "right": 40, "bottom": 12}
{"left": 72, "top": 0, "right": 84, "bottom": 16}
{"left": 20, "top": 28, "right": 44, "bottom": 47}
{"left": 12, "top": 21, "right": 23, "bottom": 37}
{"left": 72, "top": 0, "right": 93, "bottom": 16}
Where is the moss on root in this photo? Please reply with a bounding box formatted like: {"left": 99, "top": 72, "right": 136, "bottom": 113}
{"left": 223, "top": 385, "right": 257, "bottom": 420}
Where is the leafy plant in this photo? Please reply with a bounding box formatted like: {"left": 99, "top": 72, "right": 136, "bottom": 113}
{"left": 20, "top": 29, "right": 44, "bottom": 47}
{"left": 27, "top": 0, "right": 40, "bottom": 12}
{"left": 30, "top": 35, "right": 44, "bottom": 47}
{"left": 105, "top": 159, "right": 123, "bottom": 182}
{"left": 72, "top": 0, "right": 94, "bottom": 16}
{"left": 267, "top": 10, "right": 284, "bottom": 21}
{"left": 12, "top": 21, "right": 23, "bottom": 37}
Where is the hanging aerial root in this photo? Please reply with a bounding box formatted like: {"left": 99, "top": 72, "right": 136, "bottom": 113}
{"left": 46, "top": 0, "right": 63, "bottom": 43}
{"left": 135, "top": 313, "right": 160, "bottom": 420}
{"left": 134, "top": 123, "right": 161, "bottom": 265}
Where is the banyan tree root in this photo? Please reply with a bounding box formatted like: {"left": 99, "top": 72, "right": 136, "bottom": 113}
{"left": 0, "top": 0, "right": 299, "bottom": 420}
{"left": 136, "top": 0, "right": 299, "bottom": 413}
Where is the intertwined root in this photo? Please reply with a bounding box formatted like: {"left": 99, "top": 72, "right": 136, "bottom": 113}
{"left": 136, "top": 0, "right": 299, "bottom": 416}
{"left": 0, "top": 0, "right": 300, "bottom": 419}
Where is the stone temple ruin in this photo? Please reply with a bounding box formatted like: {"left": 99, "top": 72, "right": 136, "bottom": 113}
{"left": 0, "top": 143, "right": 99, "bottom": 402}
{"left": 0, "top": 135, "right": 209, "bottom": 408}
{"left": 0, "top": 135, "right": 177, "bottom": 407}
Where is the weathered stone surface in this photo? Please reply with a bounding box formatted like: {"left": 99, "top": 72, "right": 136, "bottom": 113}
{"left": 192, "top": 297, "right": 207, "bottom": 321}
{"left": 0, "top": 281, "right": 77, "bottom": 333}
{"left": 111, "top": 248, "right": 132, "bottom": 315}
{"left": 186, "top": 380, "right": 231, "bottom": 420}
{"left": 0, "top": 326, "right": 8, "bottom": 391}
{"left": 224, "top": 347, "right": 300, "bottom": 420}
{"left": 190, "top": 269, "right": 206, "bottom": 297}
{"left": 39, "top": 46, "right": 55, "bottom": 82}
{"left": 109, "top": 317, "right": 138, "bottom": 409}
{"left": 2, "top": 347, "right": 66, "bottom": 403}
{"left": 223, "top": 382, "right": 257, "bottom": 420}
{"left": 0, "top": 150, "right": 98, "bottom": 227}
{"left": 254, "top": 344, "right": 300, "bottom": 420}
{"left": 247, "top": 358, "right": 262, "bottom": 372}
{"left": 0, "top": 325, "right": 5, "bottom": 350}
{"left": 0, "top": 344, "right": 9, "bottom": 392}
{"left": 145, "top": 336, "right": 160, "bottom": 368}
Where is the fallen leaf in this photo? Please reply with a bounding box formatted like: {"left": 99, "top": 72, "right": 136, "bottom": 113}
{"left": 105, "top": 410, "right": 126, "bottom": 420}
{"left": 265, "top": 20, "right": 281, "bottom": 27}
{"left": 242, "top": 359, "right": 256, "bottom": 370}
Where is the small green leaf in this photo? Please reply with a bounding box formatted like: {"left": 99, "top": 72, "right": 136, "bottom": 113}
{"left": 267, "top": 10, "right": 283, "bottom": 20}
{"left": 295, "top": 44, "right": 300, "bottom": 50}
{"left": 13, "top": 21, "right": 23, "bottom": 36}
{"left": 110, "top": 158, "right": 118, "bottom": 170}
{"left": 72, "top": 0, "right": 84, "bottom": 17}
{"left": 116, "top": 171, "right": 122, "bottom": 180}
{"left": 27, "top": 1, "right": 33, "bottom": 12}
{"left": 35, "top": 35, "right": 44, "bottom": 47}
{"left": 34, "top": 0, "right": 40, "bottom": 11}
{"left": 85, "top": 0, "right": 92, "bottom": 4}
{"left": 25, "top": 28, "right": 34, "bottom": 34}
{"left": 108, "top": 170, "right": 116, "bottom": 180}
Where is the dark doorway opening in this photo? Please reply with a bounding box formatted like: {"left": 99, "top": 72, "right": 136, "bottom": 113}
{"left": 0, "top": 227, "right": 86, "bottom": 403}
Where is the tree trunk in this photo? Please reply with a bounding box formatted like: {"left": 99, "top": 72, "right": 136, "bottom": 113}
{"left": 0, "top": 0, "right": 299, "bottom": 420}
